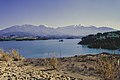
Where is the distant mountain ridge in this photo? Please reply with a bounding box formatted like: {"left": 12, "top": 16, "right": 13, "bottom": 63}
{"left": 0, "top": 24, "right": 115, "bottom": 38}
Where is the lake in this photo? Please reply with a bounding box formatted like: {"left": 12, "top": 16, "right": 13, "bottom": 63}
{"left": 0, "top": 39, "right": 119, "bottom": 58}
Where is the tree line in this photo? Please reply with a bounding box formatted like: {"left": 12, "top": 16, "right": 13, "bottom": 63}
{"left": 78, "top": 31, "right": 120, "bottom": 50}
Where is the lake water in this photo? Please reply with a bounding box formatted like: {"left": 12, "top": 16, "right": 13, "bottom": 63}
{"left": 0, "top": 39, "right": 119, "bottom": 58}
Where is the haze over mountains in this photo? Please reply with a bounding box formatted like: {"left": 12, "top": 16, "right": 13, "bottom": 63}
{"left": 0, "top": 24, "right": 115, "bottom": 38}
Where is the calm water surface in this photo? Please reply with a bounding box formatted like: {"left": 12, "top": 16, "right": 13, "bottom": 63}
{"left": 0, "top": 39, "right": 119, "bottom": 58}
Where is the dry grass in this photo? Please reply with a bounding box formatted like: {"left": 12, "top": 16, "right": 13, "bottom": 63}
{"left": 95, "top": 56, "right": 120, "bottom": 80}
{"left": 49, "top": 57, "right": 58, "bottom": 69}
{"left": 0, "top": 49, "right": 4, "bottom": 58}
{"left": 49, "top": 53, "right": 59, "bottom": 70}
{"left": 10, "top": 49, "right": 24, "bottom": 61}
{"left": 0, "top": 49, "right": 12, "bottom": 61}
{"left": 0, "top": 49, "right": 24, "bottom": 62}
{"left": 1, "top": 53, "right": 12, "bottom": 61}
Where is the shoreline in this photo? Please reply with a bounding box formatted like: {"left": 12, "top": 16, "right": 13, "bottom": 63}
{"left": 1, "top": 52, "right": 120, "bottom": 80}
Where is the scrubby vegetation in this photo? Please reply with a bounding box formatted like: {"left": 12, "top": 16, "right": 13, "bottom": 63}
{"left": 0, "top": 49, "right": 24, "bottom": 61}
{"left": 49, "top": 56, "right": 58, "bottom": 69}
{"left": 10, "top": 49, "right": 24, "bottom": 61}
{"left": 78, "top": 31, "right": 120, "bottom": 50}
{"left": 0, "top": 49, "right": 120, "bottom": 80}
{"left": 95, "top": 54, "right": 120, "bottom": 80}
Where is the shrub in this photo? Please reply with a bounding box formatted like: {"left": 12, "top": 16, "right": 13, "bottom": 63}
{"left": 2, "top": 53, "right": 12, "bottom": 61}
{"left": 0, "top": 50, "right": 12, "bottom": 61}
{"left": 10, "top": 49, "right": 24, "bottom": 61}
{"left": 95, "top": 56, "right": 119, "bottom": 80}
{"left": 49, "top": 53, "right": 59, "bottom": 70}
{"left": 0, "top": 49, "right": 4, "bottom": 58}
{"left": 0, "top": 49, "right": 24, "bottom": 61}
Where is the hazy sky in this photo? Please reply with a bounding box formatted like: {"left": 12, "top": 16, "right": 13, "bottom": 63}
{"left": 0, "top": 0, "right": 120, "bottom": 29}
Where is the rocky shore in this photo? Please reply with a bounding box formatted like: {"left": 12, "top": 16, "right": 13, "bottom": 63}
{"left": 0, "top": 61, "right": 77, "bottom": 80}
{"left": 0, "top": 52, "right": 120, "bottom": 80}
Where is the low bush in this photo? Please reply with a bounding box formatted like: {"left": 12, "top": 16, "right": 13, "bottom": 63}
{"left": 49, "top": 56, "right": 58, "bottom": 69}
{"left": 95, "top": 56, "right": 120, "bottom": 80}
{"left": 48, "top": 53, "right": 59, "bottom": 70}
{"left": 0, "top": 49, "right": 12, "bottom": 61}
{"left": 0, "top": 49, "right": 24, "bottom": 61}
{"left": 10, "top": 49, "right": 24, "bottom": 61}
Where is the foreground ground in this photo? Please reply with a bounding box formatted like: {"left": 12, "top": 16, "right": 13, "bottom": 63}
{"left": 0, "top": 52, "right": 120, "bottom": 80}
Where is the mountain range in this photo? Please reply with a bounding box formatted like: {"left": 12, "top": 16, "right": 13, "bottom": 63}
{"left": 0, "top": 24, "right": 115, "bottom": 38}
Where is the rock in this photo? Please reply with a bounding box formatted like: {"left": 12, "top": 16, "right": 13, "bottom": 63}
{"left": 66, "top": 77, "right": 71, "bottom": 80}
{"left": 49, "top": 77, "right": 56, "bottom": 80}
{"left": 0, "top": 61, "right": 77, "bottom": 80}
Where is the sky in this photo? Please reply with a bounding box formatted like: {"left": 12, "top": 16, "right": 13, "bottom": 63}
{"left": 0, "top": 0, "right": 120, "bottom": 29}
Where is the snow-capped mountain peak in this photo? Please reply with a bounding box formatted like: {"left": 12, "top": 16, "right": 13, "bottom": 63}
{"left": 0, "top": 24, "right": 115, "bottom": 37}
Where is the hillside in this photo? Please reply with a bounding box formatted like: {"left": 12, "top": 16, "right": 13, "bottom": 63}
{"left": 78, "top": 31, "right": 120, "bottom": 50}
{"left": 0, "top": 24, "right": 115, "bottom": 37}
